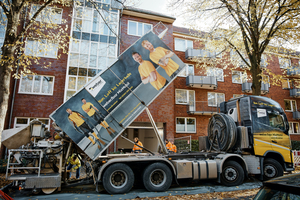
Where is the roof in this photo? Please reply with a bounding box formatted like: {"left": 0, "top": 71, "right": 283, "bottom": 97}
{"left": 173, "top": 26, "right": 207, "bottom": 37}
{"left": 123, "top": 6, "right": 176, "bottom": 23}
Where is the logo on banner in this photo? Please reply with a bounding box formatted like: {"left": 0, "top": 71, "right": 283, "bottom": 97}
{"left": 85, "top": 76, "right": 106, "bottom": 97}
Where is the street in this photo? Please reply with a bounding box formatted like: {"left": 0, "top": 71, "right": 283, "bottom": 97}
{"left": 6, "top": 177, "right": 262, "bottom": 200}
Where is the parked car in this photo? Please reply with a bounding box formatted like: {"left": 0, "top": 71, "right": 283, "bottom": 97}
{"left": 254, "top": 173, "right": 300, "bottom": 200}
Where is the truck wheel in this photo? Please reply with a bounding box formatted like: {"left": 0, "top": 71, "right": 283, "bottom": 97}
{"left": 142, "top": 163, "right": 172, "bottom": 192}
{"left": 263, "top": 158, "right": 283, "bottom": 180}
{"left": 102, "top": 163, "right": 134, "bottom": 194}
{"left": 221, "top": 161, "right": 244, "bottom": 186}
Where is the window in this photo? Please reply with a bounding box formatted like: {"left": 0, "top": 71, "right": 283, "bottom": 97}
{"left": 233, "top": 94, "right": 243, "bottom": 98}
{"left": 176, "top": 117, "right": 196, "bottom": 133}
{"left": 14, "top": 117, "right": 51, "bottom": 130}
{"left": 66, "top": 3, "right": 118, "bottom": 101}
{"left": 269, "top": 112, "right": 285, "bottom": 131}
{"left": 19, "top": 75, "right": 54, "bottom": 95}
{"left": 31, "top": 4, "right": 63, "bottom": 24}
{"left": 284, "top": 99, "right": 297, "bottom": 112}
{"left": 205, "top": 44, "right": 222, "bottom": 58}
{"left": 207, "top": 68, "right": 224, "bottom": 81}
{"left": 0, "top": 8, "right": 6, "bottom": 55}
{"left": 262, "top": 75, "right": 270, "bottom": 87}
{"left": 175, "top": 89, "right": 195, "bottom": 104}
{"left": 289, "top": 122, "right": 299, "bottom": 134}
{"left": 127, "top": 21, "right": 152, "bottom": 36}
{"left": 208, "top": 92, "right": 225, "bottom": 107}
{"left": 261, "top": 54, "right": 267, "bottom": 68}
{"left": 174, "top": 38, "right": 193, "bottom": 51}
{"left": 282, "top": 78, "right": 290, "bottom": 89}
{"left": 25, "top": 39, "right": 58, "bottom": 58}
{"left": 279, "top": 57, "right": 291, "bottom": 69}
{"left": 178, "top": 64, "right": 194, "bottom": 77}
{"left": 230, "top": 50, "right": 249, "bottom": 68}
{"left": 232, "top": 71, "right": 246, "bottom": 84}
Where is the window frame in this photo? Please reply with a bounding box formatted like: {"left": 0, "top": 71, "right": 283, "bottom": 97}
{"left": 232, "top": 70, "right": 246, "bottom": 84}
{"left": 261, "top": 54, "right": 268, "bottom": 68}
{"left": 174, "top": 38, "right": 193, "bottom": 52}
{"left": 18, "top": 74, "right": 55, "bottom": 95}
{"left": 176, "top": 117, "right": 196, "bottom": 133}
{"left": 127, "top": 20, "right": 153, "bottom": 37}
{"left": 233, "top": 94, "right": 243, "bottom": 98}
{"left": 262, "top": 75, "right": 270, "bottom": 88}
{"left": 30, "top": 4, "right": 63, "bottom": 24}
{"left": 208, "top": 92, "right": 225, "bottom": 107}
{"left": 284, "top": 99, "right": 297, "bottom": 112}
{"left": 175, "top": 89, "right": 195, "bottom": 105}
{"left": 25, "top": 38, "right": 59, "bottom": 58}
{"left": 178, "top": 64, "right": 194, "bottom": 77}
{"left": 289, "top": 122, "right": 300, "bottom": 134}
{"left": 279, "top": 57, "right": 291, "bottom": 69}
{"left": 14, "top": 117, "right": 51, "bottom": 130}
{"left": 282, "top": 78, "right": 290, "bottom": 89}
{"left": 207, "top": 67, "right": 224, "bottom": 82}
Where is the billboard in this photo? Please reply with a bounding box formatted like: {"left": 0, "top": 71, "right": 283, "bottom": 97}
{"left": 50, "top": 31, "right": 186, "bottom": 160}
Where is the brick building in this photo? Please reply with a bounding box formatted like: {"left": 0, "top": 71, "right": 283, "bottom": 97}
{"left": 117, "top": 6, "right": 300, "bottom": 152}
{"left": 3, "top": 4, "right": 300, "bottom": 154}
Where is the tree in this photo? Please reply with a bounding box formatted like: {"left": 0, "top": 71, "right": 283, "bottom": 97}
{"left": 0, "top": 0, "right": 125, "bottom": 151}
{"left": 170, "top": 0, "right": 300, "bottom": 95}
{"left": 0, "top": 0, "right": 71, "bottom": 148}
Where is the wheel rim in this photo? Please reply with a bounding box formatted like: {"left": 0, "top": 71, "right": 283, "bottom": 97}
{"left": 149, "top": 169, "right": 166, "bottom": 187}
{"left": 109, "top": 170, "right": 128, "bottom": 189}
{"left": 264, "top": 164, "right": 276, "bottom": 178}
{"left": 224, "top": 167, "right": 238, "bottom": 181}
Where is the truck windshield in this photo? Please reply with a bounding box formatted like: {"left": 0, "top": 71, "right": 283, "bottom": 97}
{"left": 269, "top": 113, "right": 285, "bottom": 131}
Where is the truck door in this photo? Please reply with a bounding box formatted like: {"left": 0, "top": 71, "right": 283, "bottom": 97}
{"left": 267, "top": 111, "right": 292, "bottom": 162}
{"left": 252, "top": 107, "right": 273, "bottom": 156}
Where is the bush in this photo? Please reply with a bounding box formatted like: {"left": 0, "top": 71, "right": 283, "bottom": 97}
{"left": 292, "top": 141, "right": 300, "bottom": 150}
{"left": 191, "top": 140, "right": 199, "bottom": 152}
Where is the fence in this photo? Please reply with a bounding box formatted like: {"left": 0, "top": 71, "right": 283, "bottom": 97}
{"left": 293, "top": 150, "right": 300, "bottom": 167}
{"left": 174, "top": 136, "right": 192, "bottom": 153}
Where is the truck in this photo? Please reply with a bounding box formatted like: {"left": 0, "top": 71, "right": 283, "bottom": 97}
{"left": 2, "top": 31, "right": 294, "bottom": 195}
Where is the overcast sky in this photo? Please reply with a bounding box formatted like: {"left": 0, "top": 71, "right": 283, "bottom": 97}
{"left": 128, "top": 0, "right": 185, "bottom": 27}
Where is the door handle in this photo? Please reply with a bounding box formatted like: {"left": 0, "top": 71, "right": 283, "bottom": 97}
{"left": 272, "top": 140, "right": 277, "bottom": 143}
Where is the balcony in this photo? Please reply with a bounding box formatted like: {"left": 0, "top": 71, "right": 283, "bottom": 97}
{"left": 187, "top": 101, "right": 219, "bottom": 115}
{"left": 242, "top": 82, "right": 269, "bottom": 95}
{"left": 185, "top": 49, "right": 221, "bottom": 61}
{"left": 186, "top": 75, "right": 217, "bottom": 89}
{"left": 286, "top": 66, "right": 300, "bottom": 78}
{"left": 293, "top": 111, "right": 300, "bottom": 120}
{"left": 290, "top": 88, "right": 300, "bottom": 98}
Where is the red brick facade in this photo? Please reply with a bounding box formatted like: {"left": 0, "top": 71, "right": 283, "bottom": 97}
{"left": 121, "top": 9, "right": 300, "bottom": 142}
{"left": 8, "top": 5, "right": 73, "bottom": 130}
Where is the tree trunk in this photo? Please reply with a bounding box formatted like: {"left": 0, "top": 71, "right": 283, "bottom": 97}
{"left": 251, "top": 63, "right": 262, "bottom": 95}
{"left": 0, "top": 60, "right": 11, "bottom": 146}
{"left": 0, "top": 1, "right": 21, "bottom": 148}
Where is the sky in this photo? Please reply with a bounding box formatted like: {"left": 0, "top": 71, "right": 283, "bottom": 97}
{"left": 127, "top": 0, "right": 186, "bottom": 27}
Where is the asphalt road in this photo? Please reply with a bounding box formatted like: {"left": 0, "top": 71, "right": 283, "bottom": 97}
{"left": 7, "top": 178, "right": 262, "bottom": 200}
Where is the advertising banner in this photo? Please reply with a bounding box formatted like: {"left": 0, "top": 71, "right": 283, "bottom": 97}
{"left": 50, "top": 31, "right": 186, "bottom": 160}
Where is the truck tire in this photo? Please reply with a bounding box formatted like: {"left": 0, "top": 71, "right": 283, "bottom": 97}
{"left": 221, "top": 160, "right": 244, "bottom": 186}
{"left": 263, "top": 158, "right": 283, "bottom": 180}
{"left": 102, "top": 163, "right": 134, "bottom": 194}
{"left": 142, "top": 162, "right": 172, "bottom": 192}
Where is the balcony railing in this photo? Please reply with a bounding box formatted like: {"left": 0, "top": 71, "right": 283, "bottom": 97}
{"left": 290, "top": 88, "right": 300, "bottom": 98}
{"left": 187, "top": 101, "right": 219, "bottom": 115}
{"left": 185, "top": 49, "right": 221, "bottom": 60}
{"left": 242, "top": 82, "right": 269, "bottom": 95}
{"left": 186, "top": 75, "right": 217, "bottom": 89}
{"left": 293, "top": 111, "right": 300, "bottom": 120}
{"left": 287, "top": 66, "right": 300, "bottom": 77}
